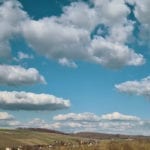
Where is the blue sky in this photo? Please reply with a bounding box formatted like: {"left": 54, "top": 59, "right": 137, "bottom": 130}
{"left": 0, "top": 0, "right": 150, "bottom": 135}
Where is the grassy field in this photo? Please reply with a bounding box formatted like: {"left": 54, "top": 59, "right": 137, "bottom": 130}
{"left": 0, "top": 129, "right": 81, "bottom": 148}
{"left": 0, "top": 129, "right": 150, "bottom": 150}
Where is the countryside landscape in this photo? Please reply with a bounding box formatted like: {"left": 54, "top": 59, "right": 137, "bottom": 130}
{"left": 0, "top": 0, "right": 150, "bottom": 149}
{"left": 1, "top": 128, "right": 150, "bottom": 150}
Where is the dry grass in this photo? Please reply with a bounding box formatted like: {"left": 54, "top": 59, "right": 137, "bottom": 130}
{"left": 53, "top": 140, "right": 150, "bottom": 150}
{"left": 0, "top": 129, "right": 150, "bottom": 150}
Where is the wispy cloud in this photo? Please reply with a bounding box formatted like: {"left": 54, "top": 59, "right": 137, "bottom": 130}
{"left": 14, "top": 51, "right": 34, "bottom": 62}
{"left": 58, "top": 58, "right": 77, "bottom": 68}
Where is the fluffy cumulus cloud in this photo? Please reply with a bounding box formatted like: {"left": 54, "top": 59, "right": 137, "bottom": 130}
{"left": 0, "top": 65, "right": 46, "bottom": 86}
{"left": 126, "top": 0, "right": 150, "bottom": 45}
{"left": 0, "top": 0, "right": 27, "bottom": 60}
{"left": 134, "top": 0, "right": 150, "bottom": 25}
{"left": 21, "top": 18, "right": 90, "bottom": 62}
{"left": 92, "top": 0, "right": 130, "bottom": 26}
{"left": 21, "top": 0, "right": 145, "bottom": 69}
{"left": 0, "top": 91, "right": 70, "bottom": 110}
{"left": 89, "top": 37, "right": 144, "bottom": 68}
{"left": 115, "top": 76, "right": 150, "bottom": 98}
{"left": 0, "top": 0, "right": 146, "bottom": 69}
{"left": 60, "top": 2, "right": 99, "bottom": 31}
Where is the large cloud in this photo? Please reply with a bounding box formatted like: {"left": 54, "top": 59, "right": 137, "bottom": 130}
{"left": 0, "top": 91, "right": 70, "bottom": 110}
{"left": 115, "top": 76, "right": 150, "bottom": 98}
{"left": 134, "top": 0, "right": 150, "bottom": 26}
{"left": 21, "top": 0, "right": 144, "bottom": 69}
{"left": 0, "top": 0, "right": 145, "bottom": 69}
{"left": 128, "top": 0, "right": 150, "bottom": 45}
{"left": 0, "top": 0, "right": 27, "bottom": 60}
{"left": 21, "top": 18, "right": 90, "bottom": 62}
{"left": 0, "top": 65, "right": 46, "bottom": 86}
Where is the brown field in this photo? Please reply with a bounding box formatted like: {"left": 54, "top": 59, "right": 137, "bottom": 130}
{"left": 0, "top": 129, "right": 150, "bottom": 150}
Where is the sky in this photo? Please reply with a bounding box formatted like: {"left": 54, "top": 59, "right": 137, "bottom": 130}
{"left": 0, "top": 0, "right": 150, "bottom": 135}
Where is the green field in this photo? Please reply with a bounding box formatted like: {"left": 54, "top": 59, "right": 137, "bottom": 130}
{"left": 0, "top": 129, "right": 150, "bottom": 150}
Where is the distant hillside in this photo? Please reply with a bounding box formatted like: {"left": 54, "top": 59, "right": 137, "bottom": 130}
{"left": 18, "top": 128, "right": 150, "bottom": 140}
{"left": 73, "top": 132, "right": 150, "bottom": 140}
{"left": 18, "top": 127, "right": 67, "bottom": 135}
{"left": 0, "top": 128, "right": 150, "bottom": 149}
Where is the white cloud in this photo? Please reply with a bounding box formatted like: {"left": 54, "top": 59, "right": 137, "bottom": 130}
{"left": 17, "top": 51, "right": 33, "bottom": 60}
{"left": 130, "top": 0, "right": 150, "bottom": 45}
{"left": 101, "top": 112, "right": 140, "bottom": 121}
{"left": 21, "top": 18, "right": 90, "bottom": 61}
{"left": 53, "top": 112, "right": 100, "bottom": 121}
{"left": 19, "top": 0, "right": 144, "bottom": 69}
{"left": 0, "top": 65, "right": 46, "bottom": 86}
{"left": 108, "top": 22, "right": 134, "bottom": 44}
{"left": 0, "top": 91, "right": 70, "bottom": 110}
{"left": 134, "top": 0, "right": 150, "bottom": 26}
{"left": 58, "top": 58, "right": 77, "bottom": 68}
{"left": 89, "top": 37, "right": 144, "bottom": 68}
{"left": 13, "top": 51, "right": 34, "bottom": 62}
{"left": 0, "top": 0, "right": 27, "bottom": 60}
{"left": 92, "top": 0, "right": 130, "bottom": 26}
{"left": 115, "top": 76, "right": 150, "bottom": 98}
{"left": 0, "top": 0, "right": 145, "bottom": 69}
{"left": 0, "top": 111, "right": 20, "bottom": 128}
{"left": 60, "top": 2, "right": 98, "bottom": 31}
{"left": 51, "top": 112, "right": 150, "bottom": 135}
{"left": 0, "top": 112, "right": 14, "bottom": 120}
